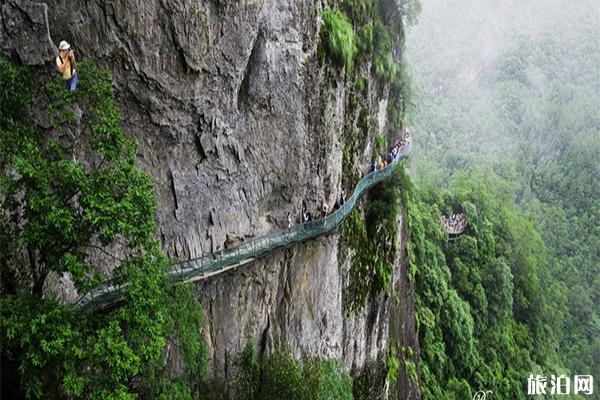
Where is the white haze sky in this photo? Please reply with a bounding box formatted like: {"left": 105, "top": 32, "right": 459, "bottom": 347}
{"left": 407, "top": 0, "right": 600, "bottom": 87}
{"left": 405, "top": 0, "right": 600, "bottom": 162}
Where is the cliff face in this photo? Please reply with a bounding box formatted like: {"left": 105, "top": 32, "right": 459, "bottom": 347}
{"left": 1, "top": 0, "right": 419, "bottom": 397}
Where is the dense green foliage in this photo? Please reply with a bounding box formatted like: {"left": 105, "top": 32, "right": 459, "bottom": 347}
{"left": 407, "top": 0, "right": 599, "bottom": 397}
{"left": 0, "top": 58, "right": 207, "bottom": 399}
{"left": 320, "top": 10, "right": 357, "bottom": 74}
{"left": 320, "top": 0, "right": 419, "bottom": 185}
{"left": 140, "top": 284, "right": 209, "bottom": 400}
{"left": 337, "top": 0, "right": 416, "bottom": 121}
{"left": 234, "top": 343, "right": 353, "bottom": 400}
{"left": 342, "top": 166, "right": 410, "bottom": 312}
{"left": 407, "top": 173, "right": 561, "bottom": 398}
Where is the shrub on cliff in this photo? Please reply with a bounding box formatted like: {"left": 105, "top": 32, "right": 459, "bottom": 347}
{"left": 342, "top": 166, "right": 410, "bottom": 313}
{"left": 0, "top": 57, "right": 206, "bottom": 399}
{"left": 320, "top": 9, "right": 357, "bottom": 74}
{"left": 234, "top": 343, "right": 353, "bottom": 400}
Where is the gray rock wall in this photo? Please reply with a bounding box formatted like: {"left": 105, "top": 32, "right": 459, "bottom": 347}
{"left": 1, "top": 0, "right": 420, "bottom": 398}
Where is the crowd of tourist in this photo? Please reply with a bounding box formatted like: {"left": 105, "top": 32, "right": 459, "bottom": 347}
{"left": 295, "top": 129, "right": 412, "bottom": 227}
{"left": 441, "top": 212, "right": 467, "bottom": 234}
{"left": 395, "top": 128, "right": 413, "bottom": 150}
{"left": 371, "top": 129, "right": 412, "bottom": 172}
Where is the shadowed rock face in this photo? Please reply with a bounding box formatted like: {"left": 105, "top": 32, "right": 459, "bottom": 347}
{"left": 1, "top": 1, "right": 420, "bottom": 397}
{"left": 1, "top": 0, "right": 57, "bottom": 64}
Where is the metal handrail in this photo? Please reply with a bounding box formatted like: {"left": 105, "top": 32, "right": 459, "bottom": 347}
{"left": 76, "top": 142, "right": 412, "bottom": 311}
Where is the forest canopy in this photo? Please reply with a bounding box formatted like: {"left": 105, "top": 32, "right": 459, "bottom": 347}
{"left": 406, "top": 0, "right": 599, "bottom": 397}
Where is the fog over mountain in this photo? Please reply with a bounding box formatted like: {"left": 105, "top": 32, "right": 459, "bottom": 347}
{"left": 406, "top": 0, "right": 600, "bottom": 174}
{"left": 409, "top": 0, "right": 599, "bottom": 88}
{"left": 405, "top": 1, "right": 599, "bottom": 396}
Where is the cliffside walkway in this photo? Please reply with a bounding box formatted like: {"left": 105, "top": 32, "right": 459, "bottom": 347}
{"left": 76, "top": 142, "right": 413, "bottom": 311}
{"left": 441, "top": 213, "right": 467, "bottom": 240}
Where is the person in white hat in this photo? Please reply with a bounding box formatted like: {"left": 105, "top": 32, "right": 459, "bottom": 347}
{"left": 56, "top": 40, "right": 77, "bottom": 91}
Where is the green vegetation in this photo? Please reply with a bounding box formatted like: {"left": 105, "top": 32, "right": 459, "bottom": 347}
{"left": 372, "top": 132, "right": 386, "bottom": 160}
{"left": 407, "top": 1, "right": 599, "bottom": 396}
{"left": 340, "top": 0, "right": 414, "bottom": 105}
{"left": 320, "top": 9, "right": 357, "bottom": 74}
{"left": 322, "top": 0, "right": 416, "bottom": 103}
{"left": 402, "top": 347, "right": 418, "bottom": 384}
{"left": 320, "top": 0, "right": 418, "bottom": 176}
{"left": 407, "top": 172, "right": 557, "bottom": 398}
{"left": 385, "top": 344, "right": 400, "bottom": 385}
{"left": 0, "top": 58, "right": 207, "bottom": 399}
{"left": 342, "top": 166, "right": 411, "bottom": 312}
{"left": 234, "top": 343, "right": 353, "bottom": 400}
{"left": 141, "top": 284, "right": 209, "bottom": 399}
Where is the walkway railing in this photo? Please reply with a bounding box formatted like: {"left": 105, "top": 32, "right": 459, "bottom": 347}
{"left": 76, "top": 142, "right": 412, "bottom": 311}
{"left": 441, "top": 213, "right": 467, "bottom": 236}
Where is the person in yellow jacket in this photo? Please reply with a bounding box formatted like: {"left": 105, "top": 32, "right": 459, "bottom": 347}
{"left": 56, "top": 40, "right": 77, "bottom": 91}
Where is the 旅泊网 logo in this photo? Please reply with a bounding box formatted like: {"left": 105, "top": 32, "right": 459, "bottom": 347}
{"left": 527, "top": 374, "right": 594, "bottom": 396}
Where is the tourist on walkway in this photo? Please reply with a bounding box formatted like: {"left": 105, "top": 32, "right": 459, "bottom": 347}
{"left": 302, "top": 211, "right": 309, "bottom": 224}
{"left": 322, "top": 202, "right": 329, "bottom": 216}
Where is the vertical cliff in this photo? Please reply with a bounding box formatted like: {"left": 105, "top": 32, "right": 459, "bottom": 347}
{"left": 1, "top": 0, "right": 420, "bottom": 397}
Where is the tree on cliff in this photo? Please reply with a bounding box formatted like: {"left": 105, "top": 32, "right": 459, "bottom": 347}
{"left": 0, "top": 58, "right": 206, "bottom": 399}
